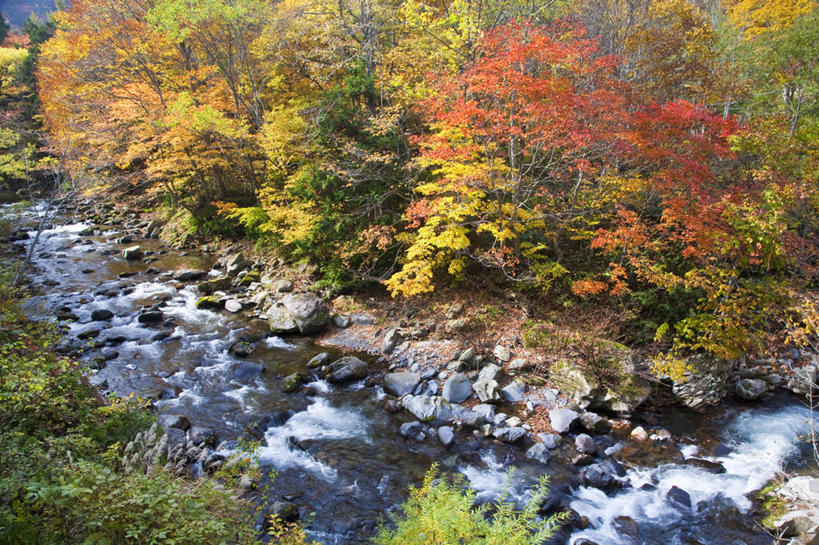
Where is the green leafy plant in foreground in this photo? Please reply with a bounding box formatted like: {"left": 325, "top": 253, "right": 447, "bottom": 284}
{"left": 374, "top": 466, "right": 568, "bottom": 545}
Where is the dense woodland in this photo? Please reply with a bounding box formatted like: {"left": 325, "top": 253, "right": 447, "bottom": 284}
{"left": 1, "top": 0, "right": 819, "bottom": 543}
{"left": 10, "top": 0, "right": 816, "bottom": 368}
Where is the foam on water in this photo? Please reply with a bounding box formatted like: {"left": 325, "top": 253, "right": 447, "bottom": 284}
{"left": 460, "top": 452, "right": 534, "bottom": 506}
{"left": 257, "top": 398, "right": 371, "bottom": 480}
{"left": 264, "top": 336, "right": 293, "bottom": 350}
{"left": 570, "top": 403, "right": 813, "bottom": 545}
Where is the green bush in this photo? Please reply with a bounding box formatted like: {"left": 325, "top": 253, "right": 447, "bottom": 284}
{"left": 373, "top": 466, "right": 568, "bottom": 545}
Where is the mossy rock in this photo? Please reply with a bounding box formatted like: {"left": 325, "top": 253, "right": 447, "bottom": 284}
{"left": 282, "top": 372, "right": 305, "bottom": 393}
{"left": 196, "top": 296, "right": 223, "bottom": 310}
{"left": 237, "top": 270, "right": 260, "bottom": 287}
{"left": 198, "top": 276, "right": 232, "bottom": 295}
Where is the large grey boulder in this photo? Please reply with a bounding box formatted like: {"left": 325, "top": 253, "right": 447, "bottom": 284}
{"left": 735, "top": 378, "right": 768, "bottom": 400}
{"left": 326, "top": 357, "right": 369, "bottom": 384}
{"left": 442, "top": 373, "right": 472, "bottom": 403}
{"left": 402, "top": 395, "right": 453, "bottom": 422}
{"left": 549, "top": 408, "right": 579, "bottom": 434}
{"left": 438, "top": 426, "right": 455, "bottom": 448}
{"left": 384, "top": 372, "right": 421, "bottom": 396}
{"left": 267, "top": 293, "right": 329, "bottom": 334}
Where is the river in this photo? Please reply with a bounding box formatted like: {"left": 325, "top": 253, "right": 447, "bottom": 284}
{"left": 7, "top": 207, "right": 816, "bottom": 545}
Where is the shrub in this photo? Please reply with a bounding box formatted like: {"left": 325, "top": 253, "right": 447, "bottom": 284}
{"left": 373, "top": 466, "right": 568, "bottom": 545}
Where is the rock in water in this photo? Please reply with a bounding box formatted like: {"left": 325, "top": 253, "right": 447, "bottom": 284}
{"left": 197, "top": 276, "right": 232, "bottom": 295}
{"left": 90, "top": 309, "right": 114, "bottom": 321}
{"left": 575, "top": 433, "right": 597, "bottom": 454}
{"left": 122, "top": 246, "right": 142, "bottom": 260}
{"left": 735, "top": 378, "right": 767, "bottom": 400}
{"left": 526, "top": 443, "right": 551, "bottom": 464}
{"left": 384, "top": 372, "right": 421, "bottom": 396}
{"left": 326, "top": 357, "right": 369, "bottom": 384}
{"left": 493, "top": 427, "right": 527, "bottom": 443}
{"left": 438, "top": 426, "right": 455, "bottom": 447}
{"left": 666, "top": 486, "right": 692, "bottom": 508}
{"left": 174, "top": 269, "right": 207, "bottom": 282}
{"left": 138, "top": 310, "right": 163, "bottom": 324}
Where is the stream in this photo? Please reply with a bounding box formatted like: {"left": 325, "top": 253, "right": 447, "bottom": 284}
{"left": 7, "top": 208, "right": 817, "bottom": 545}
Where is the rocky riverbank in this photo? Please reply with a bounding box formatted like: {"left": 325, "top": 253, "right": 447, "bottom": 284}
{"left": 4, "top": 197, "right": 819, "bottom": 545}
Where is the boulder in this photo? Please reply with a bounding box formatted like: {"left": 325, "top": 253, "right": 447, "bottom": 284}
{"left": 539, "top": 433, "right": 562, "bottom": 449}
{"left": 225, "top": 253, "right": 249, "bottom": 277}
{"left": 382, "top": 328, "right": 402, "bottom": 355}
{"left": 266, "top": 304, "right": 299, "bottom": 334}
{"left": 526, "top": 443, "right": 551, "bottom": 464}
{"left": 282, "top": 373, "right": 304, "bottom": 393}
{"left": 666, "top": 486, "right": 692, "bottom": 509}
{"left": 307, "top": 352, "right": 330, "bottom": 368}
{"left": 174, "top": 269, "right": 207, "bottom": 282}
{"left": 137, "top": 310, "right": 163, "bottom": 324}
{"left": 735, "top": 378, "right": 767, "bottom": 400}
{"left": 493, "top": 426, "right": 527, "bottom": 443}
{"left": 332, "top": 315, "right": 351, "bottom": 328}
{"left": 224, "top": 299, "right": 243, "bottom": 313}
{"left": 197, "top": 276, "right": 232, "bottom": 295}
{"left": 122, "top": 246, "right": 142, "bottom": 260}
{"left": 472, "top": 404, "right": 495, "bottom": 421}
{"left": 442, "top": 373, "right": 473, "bottom": 403}
{"left": 196, "top": 296, "right": 222, "bottom": 310}
{"left": 493, "top": 344, "right": 512, "bottom": 362}
{"left": 326, "top": 356, "right": 369, "bottom": 384}
{"left": 402, "top": 395, "right": 453, "bottom": 422}
{"left": 788, "top": 365, "right": 818, "bottom": 396}
{"left": 384, "top": 372, "right": 421, "bottom": 397}
{"left": 267, "top": 293, "right": 329, "bottom": 335}
{"left": 501, "top": 380, "right": 527, "bottom": 402}
{"left": 630, "top": 426, "right": 649, "bottom": 442}
{"left": 438, "top": 426, "right": 455, "bottom": 448}
{"left": 672, "top": 354, "right": 732, "bottom": 408}
{"left": 276, "top": 279, "right": 294, "bottom": 293}
{"left": 450, "top": 405, "right": 485, "bottom": 427}
{"left": 549, "top": 344, "right": 650, "bottom": 414}
{"left": 579, "top": 412, "right": 611, "bottom": 435}
{"left": 400, "top": 421, "right": 422, "bottom": 438}
{"left": 575, "top": 433, "right": 597, "bottom": 454}
{"left": 582, "top": 459, "right": 626, "bottom": 490}
{"left": 473, "top": 364, "right": 503, "bottom": 403}
{"left": 229, "top": 341, "right": 255, "bottom": 358}
{"left": 237, "top": 271, "right": 260, "bottom": 287}
{"left": 549, "top": 408, "right": 579, "bottom": 434}
{"left": 90, "top": 309, "right": 114, "bottom": 321}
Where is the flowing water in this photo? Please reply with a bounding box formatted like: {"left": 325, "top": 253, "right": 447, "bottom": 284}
{"left": 7, "top": 209, "right": 817, "bottom": 545}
